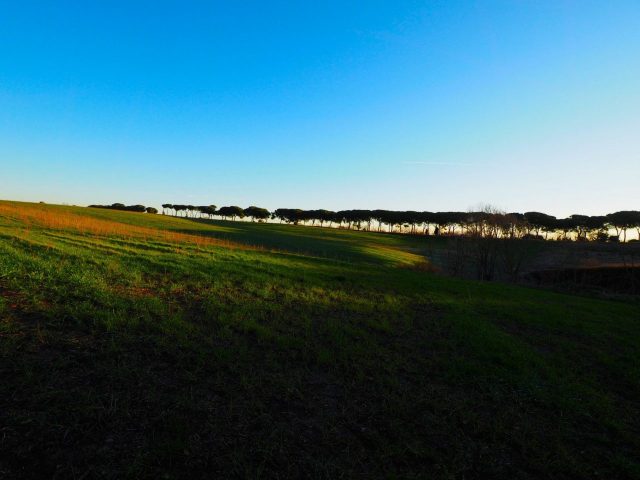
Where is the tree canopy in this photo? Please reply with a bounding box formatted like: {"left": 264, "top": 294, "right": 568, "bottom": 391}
{"left": 156, "top": 202, "right": 640, "bottom": 242}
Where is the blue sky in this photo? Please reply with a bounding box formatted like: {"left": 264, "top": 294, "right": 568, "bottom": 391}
{"left": 1, "top": 1, "right": 639, "bottom": 216}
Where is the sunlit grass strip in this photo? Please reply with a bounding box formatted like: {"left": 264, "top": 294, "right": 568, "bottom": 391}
{"left": 0, "top": 203, "right": 257, "bottom": 251}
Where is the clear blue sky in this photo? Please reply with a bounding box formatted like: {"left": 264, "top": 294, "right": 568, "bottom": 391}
{"left": 1, "top": 1, "right": 639, "bottom": 216}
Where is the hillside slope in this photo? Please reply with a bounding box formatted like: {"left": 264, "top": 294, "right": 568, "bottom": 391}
{"left": 1, "top": 200, "right": 639, "bottom": 479}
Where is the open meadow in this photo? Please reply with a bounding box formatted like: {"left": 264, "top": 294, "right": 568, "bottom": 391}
{"left": 1, "top": 200, "right": 639, "bottom": 479}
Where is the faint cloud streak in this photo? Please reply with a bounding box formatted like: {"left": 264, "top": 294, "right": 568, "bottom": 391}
{"left": 402, "top": 161, "right": 475, "bottom": 166}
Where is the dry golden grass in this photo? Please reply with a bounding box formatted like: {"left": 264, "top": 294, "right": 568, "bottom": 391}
{"left": 0, "top": 203, "right": 254, "bottom": 251}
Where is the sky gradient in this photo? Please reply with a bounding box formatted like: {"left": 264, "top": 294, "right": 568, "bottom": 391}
{"left": 1, "top": 1, "right": 639, "bottom": 216}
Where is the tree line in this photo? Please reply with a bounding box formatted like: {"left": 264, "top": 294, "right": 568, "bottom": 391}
{"left": 159, "top": 204, "right": 640, "bottom": 242}
{"left": 89, "top": 203, "right": 158, "bottom": 214}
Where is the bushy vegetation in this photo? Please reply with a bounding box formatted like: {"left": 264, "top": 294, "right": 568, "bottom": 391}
{"left": 1, "top": 200, "right": 639, "bottom": 479}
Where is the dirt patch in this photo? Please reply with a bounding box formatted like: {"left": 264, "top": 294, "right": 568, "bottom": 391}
{"left": 0, "top": 287, "right": 24, "bottom": 310}
{"left": 111, "top": 285, "right": 157, "bottom": 299}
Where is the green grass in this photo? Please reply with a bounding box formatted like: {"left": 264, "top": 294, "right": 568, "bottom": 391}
{"left": 80, "top": 205, "right": 441, "bottom": 265}
{"left": 1, "top": 200, "right": 639, "bottom": 479}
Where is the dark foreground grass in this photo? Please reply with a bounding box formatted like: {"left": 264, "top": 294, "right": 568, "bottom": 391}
{"left": 1, "top": 201, "right": 639, "bottom": 479}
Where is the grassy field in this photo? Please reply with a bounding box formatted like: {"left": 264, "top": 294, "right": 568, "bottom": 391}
{"left": 1, "top": 200, "right": 639, "bottom": 479}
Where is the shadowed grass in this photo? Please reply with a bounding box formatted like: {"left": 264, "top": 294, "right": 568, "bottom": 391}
{"left": 0, "top": 200, "right": 639, "bottom": 479}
